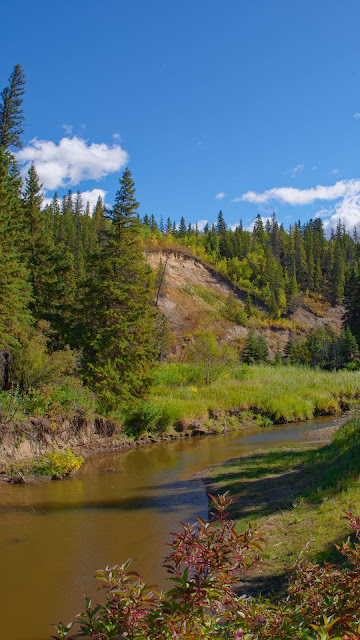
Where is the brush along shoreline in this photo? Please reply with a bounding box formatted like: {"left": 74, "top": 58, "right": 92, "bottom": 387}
{"left": 0, "top": 406, "right": 354, "bottom": 484}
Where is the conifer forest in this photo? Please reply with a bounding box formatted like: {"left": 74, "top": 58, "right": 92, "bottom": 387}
{"left": 1, "top": 62, "right": 360, "bottom": 640}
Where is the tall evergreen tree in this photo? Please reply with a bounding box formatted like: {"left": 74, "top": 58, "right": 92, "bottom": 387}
{"left": 0, "top": 148, "right": 31, "bottom": 348}
{"left": 343, "top": 272, "right": 360, "bottom": 345}
{"left": 217, "top": 210, "right": 226, "bottom": 234}
{"left": 0, "top": 64, "right": 26, "bottom": 150}
{"left": 22, "top": 164, "right": 63, "bottom": 321}
{"left": 82, "top": 168, "right": 156, "bottom": 409}
{"left": 178, "top": 216, "right": 187, "bottom": 237}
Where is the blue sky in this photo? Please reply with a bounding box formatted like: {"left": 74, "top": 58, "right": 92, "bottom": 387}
{"left": 2, "top": 0, "right": 360, "bottom": 234}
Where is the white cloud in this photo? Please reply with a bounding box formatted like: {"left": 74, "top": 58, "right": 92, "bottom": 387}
{"left": 43, "top": 188, "right": 108, "bottom": 212}
{"left": 238, "top": 179, "right": 360, "bottom": 206}
{"left": 353, "top": 113, "right": 360, "bottom": 119}
{"left": 112, "top": 132, "right": 120, "bottom": 140}
{"left": 329, "top": 168, "right": 339, "bottom": 175}
{"left": 236, "top": 179, "right": 360, "bottom": 237}
{"left": 79, "top": 189, "right": 108, "bottom": 211}
{"left": 196, "top": 219, "right": 208, "bottom": 231}
{"left": 16, "top": 136, "right": 129, "bottom": 190}
{"left": 321, "top": 195, "right": 360, "bottom": 236}
{"left": 62, "top": 124, "right": 73, "bottom": 135}
{"left": 246, "top": 216, "right": 273, "bottom": 232}
{"left": 290, "top": 163, "right": 304, "bottom": 177}
{"left": 215, "top": 192, "right": 226, "bottom": 200}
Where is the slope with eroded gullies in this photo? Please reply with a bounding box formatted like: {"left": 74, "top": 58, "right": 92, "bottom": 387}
{"left": 146, "top": 248, "right": 344, "bottom": 357}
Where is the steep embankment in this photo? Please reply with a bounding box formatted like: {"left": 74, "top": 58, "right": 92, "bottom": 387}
{"left": 146, "top": 248, "right": 344, "bottom": 355}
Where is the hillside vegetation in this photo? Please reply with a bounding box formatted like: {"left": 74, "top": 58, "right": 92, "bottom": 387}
{"left": 1, "top": 63, "right": 360, "bottom": 466}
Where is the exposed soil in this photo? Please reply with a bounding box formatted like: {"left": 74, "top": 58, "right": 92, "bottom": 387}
{"left": 146, "top": 249, "right": 344, "bottom": 356}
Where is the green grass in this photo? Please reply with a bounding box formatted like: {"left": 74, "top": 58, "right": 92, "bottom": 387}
{"left": 146, "top": 363, "right": 360, "bottom": 430}
{"left": 203, "top": 416, "right": 360, "bottom": 594}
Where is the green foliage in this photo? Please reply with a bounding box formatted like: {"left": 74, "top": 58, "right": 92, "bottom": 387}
{"left": 0, "top": 147, "right": 32, "bottom": 349}
{"left": 10, "top": 448, "right": 83, "bottom": 478}
{"left": 344, "top": 271, "right": 360, "bottom": 345}
{"left": 150, "top": 364, "right": 360, "bottom": 427}
{"left": 152, "top": 362, "right": 205, "bottom": 386}
{"left": 188, "top": 329, "right": 237, "bottom": 385}
{"left": 285, "top": 326, "right": 359, "bottom": 370}
{"left": 20, "top": 378, "right": 95, "bottom": 417}
{"left": 0, "top": 64, "right": 25, "bottom": 150}
{"left": 224, "top": 292, "right": 248, "bottom": 325}
{"left": 124, "top": 398, "right": 176, "bottom": 436}
{"left": 242, "top": 330, "right": 269, "bottom": 364}
{"left": 12, "top": 321, "right": 79, "bottom": 392}
{"left": 81, "top": 168, "right": 157, "bottom": 411}
{"left": 0, "top": 386, "right": 22, "bottom": 424}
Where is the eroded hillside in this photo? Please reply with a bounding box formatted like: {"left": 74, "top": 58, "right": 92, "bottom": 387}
{"left": 146, "top": 248, "right": 344, "bottom": 357}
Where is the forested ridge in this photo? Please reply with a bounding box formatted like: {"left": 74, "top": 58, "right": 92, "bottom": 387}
{"left": 1, "top": 64, "right": 360, "bottom": 427}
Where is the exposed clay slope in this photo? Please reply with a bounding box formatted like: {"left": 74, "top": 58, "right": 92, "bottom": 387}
{"left": 146, "top": 249, "right": 344, "bottom": 356}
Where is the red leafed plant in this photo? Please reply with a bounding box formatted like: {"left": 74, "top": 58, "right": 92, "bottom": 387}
{"left": 52, "top": 495, "right": 360, "bottom": 640}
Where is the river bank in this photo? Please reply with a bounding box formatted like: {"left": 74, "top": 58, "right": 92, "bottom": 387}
{"left": 200, "top": 412, "right": 360, "bottom": 596}
{"left": 0, "top": 405, "right": 355, "bottom": 484}
{"left": 0, "top": 415, "right": 343, "bottom": 640}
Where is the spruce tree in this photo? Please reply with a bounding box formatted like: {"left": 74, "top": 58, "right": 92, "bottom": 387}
{"left": 340, "top": 326, "right": 359, "bottom": 364}
{"left": 23, "top": 165, "right": 64, "bottom": 320}
{"left": 0, "top": 148, "right": 32, "bottom": 348}
{"left": 343, "top": 272, "right": 360, "bottom": 345}
{"left": 82, "top": 168, "right": 156, "bottom": 409}
{"left": 331, "top": 241, "right": 345, "bottom": 304}
{"left": 217, "top": 210, "right": 226, "bottom": 234}
{"left": 0, "top": 64, "right": 26, "bottom": 150}
{"left": 178, "top": 216, "right": 187, "bottom": 237}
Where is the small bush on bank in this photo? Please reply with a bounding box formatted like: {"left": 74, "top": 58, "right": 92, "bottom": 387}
{"left": 52, "top": 492, "right": 360, "bottom": 640}
{"left": 9, "top": 448, "right": 84, "bottom": 478}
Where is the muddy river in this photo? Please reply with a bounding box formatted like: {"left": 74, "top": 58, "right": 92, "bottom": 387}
{"left": 0, "top": 417, "right": 336, "bottom": 640}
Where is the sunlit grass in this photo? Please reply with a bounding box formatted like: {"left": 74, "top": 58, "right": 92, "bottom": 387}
{"left": 204, "top": 417, "right": 360, "bottom": 585}
{"left": 150, "top": 364, "right": 360, "bottom": 425}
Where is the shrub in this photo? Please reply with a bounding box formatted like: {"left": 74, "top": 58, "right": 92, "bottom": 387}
{"left": 12, "top": 322, "right": 80, "bottom": 392}
{"left": 52, "top": 493, "right": 360, "bottom": 640}
{"left": 188, "top": 329, "right": 237, "bottom": 385}
{"left": 10, "top": 448, "right": 84, "bottom": 479}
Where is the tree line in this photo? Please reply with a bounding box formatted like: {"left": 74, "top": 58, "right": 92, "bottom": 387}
{"left": 1, "top": 64, "right": 360, "bottom": 421}
{"left": 0, "top": 65, "right": 156, "bottom": 412}
{"left": 142, "top": 209, "right": 360, "bottom": 319}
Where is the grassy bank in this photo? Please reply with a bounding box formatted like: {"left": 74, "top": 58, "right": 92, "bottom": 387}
{"left": 127, "top": 363, "right": 360, "bottom": 435}
{"left": 202, "top": 416, "right": 360, "bottom": 595}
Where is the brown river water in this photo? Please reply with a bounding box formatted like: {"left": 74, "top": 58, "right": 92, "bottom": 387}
{"left": 0, "top": 416, "right": 336, "bottom": 640}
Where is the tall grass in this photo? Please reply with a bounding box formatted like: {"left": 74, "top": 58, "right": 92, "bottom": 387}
{"left": 137, "top": 364, "right": 360, "bottom": 432}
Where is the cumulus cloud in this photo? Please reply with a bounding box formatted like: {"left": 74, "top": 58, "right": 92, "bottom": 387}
{"left": 43, "top": 188, "right": 108, "bottom": 212}
{"left": 237, "top": 179, "right": 360, "bottom": 237}
{"left": 196, "top": 219, "right": 208, "bottom": 231}
{"left": 78, "top": 188, "right": 108, "bottom": 211}
{"left": 246, "top": 216, "right": 273, "bottom": 232}
{"left": 320, "top": 195, "right": 360, "bottom": 236}
{"left": 238, "top": 180, "right": 360, "bottom": 206}
{"left": 16, "top": 136, "right": 128, "bottom": 190}
{"left": 215, "top": 192, "right": 226, "bottom": 199}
